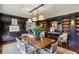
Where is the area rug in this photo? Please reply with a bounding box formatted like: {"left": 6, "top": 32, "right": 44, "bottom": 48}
{"left": 2, "top": 42, "right": 77, "bottom": 54}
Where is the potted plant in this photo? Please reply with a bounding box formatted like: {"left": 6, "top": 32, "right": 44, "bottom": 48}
{"left": 32, "top": 25, "right": 43, "bottom": 40}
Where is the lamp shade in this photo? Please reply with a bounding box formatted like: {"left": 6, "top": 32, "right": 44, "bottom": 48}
{"left": 28, "top": 18, "right": 32, "bottom": 22}
{"left": 32, "top": 17, "right": 37, "bottom": 21}
{"left": 38, "top": 15, "right": 44, "bottom": 20}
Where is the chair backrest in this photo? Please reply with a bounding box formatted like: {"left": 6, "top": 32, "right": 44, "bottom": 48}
{"left": 20, "top": 43, "right": 26, "bottom": 54}
{"left": 16, "top": 37, "right": 20, "bottom": 44}
{"left": 16, "top": 37, "right": 19, "bottom": 41}
{"left": 58, "top": 33, "right": 68, "bottom": 42}
{"left": 16, "top": 37, "right": 22, "bottom": 48}
{"left": 50, "top": 41, "right": 58, "bottom": 53}
{"left": 16, "top": 37, "right": 26, "bottom": 54}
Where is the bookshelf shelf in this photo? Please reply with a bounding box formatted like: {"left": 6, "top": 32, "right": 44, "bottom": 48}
{"left": 62, "top": 18, "right": 71, "bottom": 33}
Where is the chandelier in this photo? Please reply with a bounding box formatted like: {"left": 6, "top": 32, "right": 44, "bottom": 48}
{"left": 28, "top": 4, "right": 45, "bottom": 22}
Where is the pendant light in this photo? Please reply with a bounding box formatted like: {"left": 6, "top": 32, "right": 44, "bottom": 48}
{"left": 28, "top": 4, "right": 45, "bottom": 21}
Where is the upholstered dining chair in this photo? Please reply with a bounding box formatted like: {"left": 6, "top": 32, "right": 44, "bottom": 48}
{"left": 58, "top": 33, "right": 68, "bottom": 46}
{"left": 42, "top": 40, "right": 58, "bottom": 54}
{"left": 20, "top": 42, "right": 37, "bottom": 54}
{"left": 16, "top": 37, "right": 37, "bottom": 54}
{"left": 16, "top": 37, "right": 22, "bottom": 49}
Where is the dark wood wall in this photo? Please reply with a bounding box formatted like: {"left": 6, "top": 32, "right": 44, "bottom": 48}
{"left": 0, "top": 13, "right": 28, "bottom": 42}
{"left": 36, "top": 12, "right": 79, "bottom": 46}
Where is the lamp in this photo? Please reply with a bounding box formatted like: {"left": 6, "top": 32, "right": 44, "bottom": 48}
{"left": 28, "top": 4, "right": 45, "bottom": 22}
{"left": 32, "top": 9, "right": 45, "bottom": 21}
{"left": 38, "top": 15, "right": 45, "bottom": 20}
{"left": 32, "top": 17, "right": 37, "bottom": 21}
{"left": 28, "top": 18, "right": 32, "bottom": 22}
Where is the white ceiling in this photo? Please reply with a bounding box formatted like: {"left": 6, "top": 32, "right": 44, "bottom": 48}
{"left": 0, "top": 4, "right": 53, "bottom": 18}
{"left": 1, "top": 4, "right": 79, "bottom": 18}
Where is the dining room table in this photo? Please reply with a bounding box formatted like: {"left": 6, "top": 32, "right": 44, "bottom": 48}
{"left": 20, "top": 35, "right": 56, "bottom": 53}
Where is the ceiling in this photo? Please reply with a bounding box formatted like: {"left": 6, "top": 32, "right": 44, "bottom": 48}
{"left": 1, "top": 4, "right": 79, "bottom": 19}
{"left": 0, "top": 4, "right": 53, "bottom": 18}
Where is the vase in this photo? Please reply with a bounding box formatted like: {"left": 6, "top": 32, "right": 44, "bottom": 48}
{"left": 35, "top": 32, "right": 40, "bottom": 40}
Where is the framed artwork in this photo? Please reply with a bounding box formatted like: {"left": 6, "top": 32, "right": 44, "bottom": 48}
{"left": 9, "top": 25, "right": 19, "bottom": 32}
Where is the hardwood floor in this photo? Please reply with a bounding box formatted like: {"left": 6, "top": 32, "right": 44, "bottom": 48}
{"left": 0, "top": 40, "right": 16, "bottom": 54}
{"left": 0, "top": 42, "right": 2, "bottom": 54}
{"left": 59, "top": 43, "right": 79, "bottom": 53}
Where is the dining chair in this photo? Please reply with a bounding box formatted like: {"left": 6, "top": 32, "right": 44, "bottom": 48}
{"left": 16, "top": 37, "right": 37, "bottom": 54}
{"left": 20, "top": 42, "right": 37, "bottom": 54}
{"left": 58, "top": 33, "right": 68, "bottom": 46}
{"left": 16, "top": 37, "right": 22, "bottom": 49}
{"left": 42, "top": 40, "right": 58, "bottom": 54}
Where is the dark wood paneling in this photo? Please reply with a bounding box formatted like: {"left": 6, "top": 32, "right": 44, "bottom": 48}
{"left": 0, "top": 13, "right": 28, "bottom": 42}
{"left": 36, "top": 12, "right": 79, "bottom": 47}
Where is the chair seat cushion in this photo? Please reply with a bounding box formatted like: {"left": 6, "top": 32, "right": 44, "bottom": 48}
{"left": 26, "top": 45, "right": 37, "bottom": 50}
{"left": 45, "top": 45, "right": 51, "bottom": 49}
{"left": 20, "top": 40, "right": 28, "bottom": 45}
{"left": 42, "top": 49, "right": 50, "bottom": 54}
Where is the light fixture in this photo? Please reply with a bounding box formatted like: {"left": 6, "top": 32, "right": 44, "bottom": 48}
{"left": 28, "top": 4, "right": 45, "bottom": 22}
{"left": 28, "top": 18, "right": 32, "bottom": 22}
{"left": 32, "top": 17, "right": 37, "bottom": 21}
{"left": 38, "top": 15, "right": 45, "bottom": 20}
{"left": 32, "top": 8, "right": 45, "bottom": 21}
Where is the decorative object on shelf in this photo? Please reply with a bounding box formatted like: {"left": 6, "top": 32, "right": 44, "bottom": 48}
{"left": 32, "top": 25, "right": 43, "bottom": 40}
{"left": 50, "top": 21, "right": 58, "bottom": 32}
{"left": 71, "top": 19, "right": 75, "bottom": 26}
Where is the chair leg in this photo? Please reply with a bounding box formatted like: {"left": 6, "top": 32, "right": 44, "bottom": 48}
{"left": 58, "top": 41, "right": 62, "bottom": 46}
{"left": 61, "top": 42, "right": 62, "bottom": 46}
{"left": 40, "top": 49, "right": 43, "bottom": 54}
{"left": 66, "top": 42, "right": 68, "bottom": 48}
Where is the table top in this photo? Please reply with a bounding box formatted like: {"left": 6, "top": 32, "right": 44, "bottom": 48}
{"left": 20, "top": 35, "right": 56, "bottom": 49}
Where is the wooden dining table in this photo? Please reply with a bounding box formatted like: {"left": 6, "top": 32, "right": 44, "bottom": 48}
{"left": 20, "top": 35, "right": 56, "bottom": 49}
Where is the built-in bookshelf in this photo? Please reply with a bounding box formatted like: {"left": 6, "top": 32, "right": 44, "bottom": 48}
{"left": 43, "top": 21, "right": 48, "bottom": 31}
{"left": 62, "top": 18, "right": 71, "bottom": 33}
{"left": 76, "top": 17, "right": 79, "bottom": 36}
{"left": 35, "top": 12, "right": 79, "bottom": 41}
{"left": 36, "top": 21, "right": 48, "bottom": 31}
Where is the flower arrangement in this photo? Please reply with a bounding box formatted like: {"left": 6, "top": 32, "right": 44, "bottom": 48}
{"left": 32, "top": 25, "right": 43, "bottom": 40}
{"left": 32, "top": 25, "right": 43, "bottom": 33}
